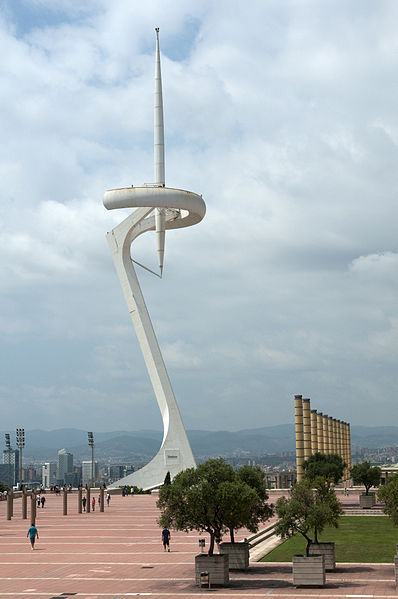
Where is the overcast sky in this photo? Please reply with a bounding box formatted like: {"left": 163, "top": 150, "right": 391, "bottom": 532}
{"left": 1, "top": 0, "right": 397, "bottom": 434}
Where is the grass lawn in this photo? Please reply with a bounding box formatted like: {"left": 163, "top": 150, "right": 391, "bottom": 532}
{"left": 261, "top": 516, "right": 398, "bottom": 563}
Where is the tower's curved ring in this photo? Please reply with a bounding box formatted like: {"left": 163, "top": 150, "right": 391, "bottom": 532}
{"left": 103, "top": 186, "right": 206, "bottom": 230}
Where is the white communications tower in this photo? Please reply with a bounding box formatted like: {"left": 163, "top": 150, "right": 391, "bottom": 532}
{"left": 104, "top": 29, "right": 205, "bottom": 489}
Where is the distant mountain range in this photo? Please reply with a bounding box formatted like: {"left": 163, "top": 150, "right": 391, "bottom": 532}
{"left": 1, "top": 424, "right": 398, "bottom": 463}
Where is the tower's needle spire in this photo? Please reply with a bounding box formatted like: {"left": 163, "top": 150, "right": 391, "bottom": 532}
{"left": 154, "top": 27, "right": 165, "bottom": 276}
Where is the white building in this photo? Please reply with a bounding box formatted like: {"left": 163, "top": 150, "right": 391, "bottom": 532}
{"left": 82, "top": 460, "right": 99, "bottom": 487}
{"left": 57, "top": 449, "right": 73, "bottom": 483}
{"left": 42, "top": 462, "right": 57, "bottom": 488}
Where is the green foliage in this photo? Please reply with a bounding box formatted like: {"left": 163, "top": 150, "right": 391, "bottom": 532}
{"left": 303, "top": 453, "right": 346, "bottom": 484}
{"left": 351, "top": 462, "right": 381, "bottom": 495}
{"left": 0, "top": 483, "right": 7, "bottom": 493}
{"left": 274, "top": 477, "right": 343, "bottom": 556}
{"left": 378, "top": 473, "right": 398, "bottom": 525}
{"left": 157, "top": 458, "right": 273, "bottom": 554}
{"left": 163, "top": 471, "right": 171, "bottom": 486}
{"left": 262, "top": 516, "right": 397, "bottom": 563}
{"left": 235, "top": 464, "right": 273, "bottom": 541}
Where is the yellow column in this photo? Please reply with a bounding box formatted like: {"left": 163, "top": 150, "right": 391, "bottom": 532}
{"left": 341, "top": 422, "right": 349, "bottom": 480}
{"left": 295, "top": 395, "right": 304, "bottom": 482}
{"left": 332, "top": 418, "right": 338, "bottom": 454}
{"left": 347, "top": 422, "right": 351, "bottom": 476}
{"left": 310, "top": 409, "right": 318, "bottom": 454}
{"left": 322, "top": 414, "right": 329, "bottom": 454}
{"left": 336, "top": 419, "right": 342, "bottom": 459}
{"left": 328, "top": 416, "right": 334, "bottom": 454}
{"left": 303, "top": 398, "right": 312, "bottom": 463}
{"left": 317, "top": 412, "right": 324, "bottom": 454}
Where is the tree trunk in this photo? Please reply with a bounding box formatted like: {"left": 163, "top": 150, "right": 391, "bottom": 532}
{"left": 208, "top": 532, "right": 215, "bottom": 556}
{"left": 229, "top": 528, "right": 235, "bottom": 543}
{"left": 306, "top": 538, "right": 312, "bottom": 557}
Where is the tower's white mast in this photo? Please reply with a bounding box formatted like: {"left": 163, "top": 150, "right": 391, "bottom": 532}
{"left": 154, "top": 27, "right": 166, "bottom": 276}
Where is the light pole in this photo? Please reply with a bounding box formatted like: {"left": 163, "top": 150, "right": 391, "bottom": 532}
{"left": 16, "top": 428, "right": 25, "bottom": 490}
{"left": 5, "top": 434, "right": 11, "bottom": 488}
{"left": 88, "top": 432, "right": 94, "bottom": 488}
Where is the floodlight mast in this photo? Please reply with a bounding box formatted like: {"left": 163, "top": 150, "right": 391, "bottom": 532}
{"left": 16, "top": 428, "right": 25, "bottom": 490}
{"left": 88, "top": 432, "right": 95, "bottom": 488}
{"left": 5, "top": 434, "right": 11, "bottom": 488}
{"left": 103, "top": 29, "right": 205, "bottom": 490}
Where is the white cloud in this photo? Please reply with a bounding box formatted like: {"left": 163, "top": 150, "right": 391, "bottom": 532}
{"left": 0, "top": 0, "right": 397, "bottom": 431}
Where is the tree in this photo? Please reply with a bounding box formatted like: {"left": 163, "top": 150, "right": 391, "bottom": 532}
{"left": 274, "top": 477, "right": 343, "bottom": 556}
{"left": 157, "top": 458, "right": 235, "bottom": 555}
{"left": 157, "top": 458, "right": 273, "bottom": 554}
{"left": 350, "top": 462, "right": 381, "bottom": 495}
{"left": 377, "top": 473, "right": 398, "bottom": 525}
{"left": 303, "top": 453, "right": 346, "bottom": 485}
{"left": 235, "top": 464, "right": 273, "bottom": 542}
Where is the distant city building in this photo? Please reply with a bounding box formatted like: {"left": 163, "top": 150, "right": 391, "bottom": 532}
{"left": 2, "top": 448, "right": 19, "bottom": 485}
{"left": 42, "top": 462, "right": 57, "bottom": 487}
{"left": 57, "top": 449, "right": 73, "bottom": 483}
{"left": 82, "top": 460, "right": 99, "bottom": 487}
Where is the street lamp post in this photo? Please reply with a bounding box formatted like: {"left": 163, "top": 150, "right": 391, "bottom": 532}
{"left": 5, "top": 434, "right": 11, "bottom": 488}
{"left": 88, "top": 432, "right": 95, "bottom": 488}
{"left": 16, "top": 428, "right": 25, "bottom": 490}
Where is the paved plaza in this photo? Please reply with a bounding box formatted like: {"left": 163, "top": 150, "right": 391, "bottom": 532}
{"left": 0, "top": 492, "right": 396, "bottom": 598}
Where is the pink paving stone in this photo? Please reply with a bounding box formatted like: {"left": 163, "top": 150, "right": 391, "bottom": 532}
{"left": 0, "top": 491, "right": 396, "bottom": 598}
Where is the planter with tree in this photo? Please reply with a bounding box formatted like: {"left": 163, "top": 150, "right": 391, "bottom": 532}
{"left": 275, "top": 477, "right": 343, "bottom": 585}
{"left": 377, "top": 473, "right": 398, "bottom": 588}
{"left": 157, "top": 458, "right": 272, "bottom": 585}
{"left": 351, "top": 462, "right": 381, "bottom": 509}
{"left": 219, "top": 464, "right": 273, "bottom": 569}
{"left": 302, "top": 453, "right": 346, "bottom": 570}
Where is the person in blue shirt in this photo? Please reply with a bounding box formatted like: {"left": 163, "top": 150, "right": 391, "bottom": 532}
{"left": 27, "top": 523, "right": 39, "bottom": 550}
{"left": 162, "top": 527, "right": 171, "bottom": 552}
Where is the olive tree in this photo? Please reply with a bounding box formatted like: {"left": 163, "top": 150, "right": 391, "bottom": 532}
{"left": 157, "top": 458, "right": 273, "bottom": 554}
{"left": 274, "top": 477, "right": 343, "bottom": 556}
{"left": 378, "top": 473, "right": 398, "bottom": 525}
{"left": 303, "top": 453, "right": 346, "bottom": 485}
{"left": 222, "top": 465, "right": 273, "bottom": 542}
{"left": 350, "top": 462, "right": 381, "bottom": 495}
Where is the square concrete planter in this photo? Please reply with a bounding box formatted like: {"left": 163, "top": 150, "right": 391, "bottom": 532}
{"left": 395, "top": 554, "right": 398, "bottom": 589}
{"left": 219, "top": 541, "right": 249, "bottom": 570}
{"left": 360, "top": 493, "right": 376, "bottom": 509}
{"left": 308, "top": 542, "right": 336, "bottom": 571}
{"left": 195, "top": 554, "right": 229, "bottom": 587}
{"left": 292, "top": 554, "right": 325, "bottom": 587}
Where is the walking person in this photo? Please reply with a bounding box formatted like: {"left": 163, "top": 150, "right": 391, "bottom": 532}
{"left": 40, "top": 496, "right": 46, "bottom": 508}
{"left": 37, "top": 494, "right": 41, "bottom": 507}
{"left": 92, "top": 497, "right": 95, "bottom": 512}
{"left": 162, "top": 527, "right": 171, "bottom": 552}
{"left": 82, "top": 496, "right": 86, "bottom": 512}
{"left": 106, "top": 492, "right": 110, "bottom": 507}
{"left": 27, "top": 523, "right": 39, "bottom": 550}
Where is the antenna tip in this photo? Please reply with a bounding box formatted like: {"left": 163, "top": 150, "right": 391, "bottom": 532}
{"left": 155, "top": 27, "right": 159, "bottom": 33}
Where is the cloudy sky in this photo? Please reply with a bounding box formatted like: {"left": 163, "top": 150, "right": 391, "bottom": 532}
{"left": 1, "top": 0, "right": 397, "bottom": 434}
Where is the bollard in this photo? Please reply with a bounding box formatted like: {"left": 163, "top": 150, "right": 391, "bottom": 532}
{"left": 78, "top": 487, "right": 82, "bottom": 514}
{"left": 63, "top": 487, "right": 67, "bottom": 516}
{"left": 100, "top": 487, "right": 104, "bottom": 513}
{"left": 10, "top": 489, "right": 14, "bottom": 517}
{"left": 87, "top": 488, "right": 91, "bottom": 513}
{"left": 7, "top": 492, "right": 12, "bottom": 521}
{"left": 22, "top": 489, "right": 27, "bottom": 520}
{"left": 30, "top": 491, "right": 36, "bottom": 525}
